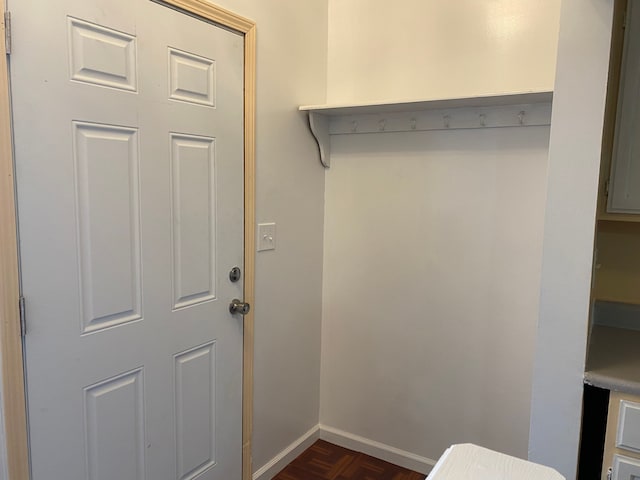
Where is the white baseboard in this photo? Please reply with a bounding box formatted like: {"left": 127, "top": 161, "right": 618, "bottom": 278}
{"left": 319, "top": 424, "right": 436, "bottom": 475}
{"left": 252, "top": 423, "right": 437, "bottom": 479}
{"left": 252, "top": 425, "right": 320, "bottom": 480}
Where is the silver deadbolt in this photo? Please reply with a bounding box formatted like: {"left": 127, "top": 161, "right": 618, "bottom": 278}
{"left": 229, "top": 299, "right": 250, "bottom": 315}
{"left": 229, "top": 267, "right": 241, "bottom": 283}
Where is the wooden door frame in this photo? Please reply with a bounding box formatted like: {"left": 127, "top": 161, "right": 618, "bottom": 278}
{"left": 0, "top": 1, "right": 256, "bottom": 479}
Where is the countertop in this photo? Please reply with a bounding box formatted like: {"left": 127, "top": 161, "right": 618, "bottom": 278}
{"left": 584, "top": 325, "right": 640, "bottom": 395}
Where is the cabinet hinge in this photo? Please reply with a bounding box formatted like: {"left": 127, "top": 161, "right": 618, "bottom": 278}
{"left": 605, "top": 179, "right": 610, "bottom": 197}
{"left": 19, "top": 295, "right": 26, "bottom": 337}
{"left": 3, "top": 11, "right": 11, "bottom": 55}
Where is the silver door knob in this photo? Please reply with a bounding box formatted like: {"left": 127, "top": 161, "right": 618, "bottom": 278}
{"left": 229, "top": 299, "right": 250, "bottom": 315}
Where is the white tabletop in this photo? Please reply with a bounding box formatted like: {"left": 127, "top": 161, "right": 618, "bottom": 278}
{"left": 427, "top": 444, "right": 565, "bottom": 480}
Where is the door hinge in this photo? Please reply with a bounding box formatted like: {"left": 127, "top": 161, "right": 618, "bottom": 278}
{"left": 607, "top": 466, "right": 613, "bottom": 480}
{"left": 19, "top": 295, "right": 26, "bottom": 337}
{"left": 605, "top": 179, "right": 610, "bottom": 197}
{"left": 3, "top": 11, "right": 11, "bottom": 55}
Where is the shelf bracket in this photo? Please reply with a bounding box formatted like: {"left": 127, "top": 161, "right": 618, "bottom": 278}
{"left": 307, "top": 111, "right": 330, "bottom": 168}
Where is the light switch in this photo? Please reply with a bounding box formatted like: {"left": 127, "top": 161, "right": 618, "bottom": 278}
{"left": 257, "top": 223, "right": 276, "bottom": 251}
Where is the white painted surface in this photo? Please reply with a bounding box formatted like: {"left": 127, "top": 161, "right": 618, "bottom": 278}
{"left": 257, "top": 223, "right": 276, "bottom": 252}
{"left": 303, "top": 98, "right": 552, "bottom": 168}
{"left": 308, "top": 112, "right": 331, "bottom": 167}
{"left": 609, "top": 0, "right": 640, "bottom": 214}
{"left": 300, "top": 92, "right": 554, "bottom": 115}
{"left": 252, "top": 425, "right": 319, "bottom": 480}
{"left": 613, "top": 455, "right": 640, "bottom": 480}
{"left": 205, "top": 0, "right": 327, "bottom": 473}
{"left": 324, "top": 103, "right": 552, "bottom": 134}
{"left": 427, "top": 444, "right": 564, "bottom": 480}
{"left": 321, "top": 126, "right": 549, "bottom": 463}
{"left": 11, "top": 1, "right": 243, "bottom": 478}
{"left": 302, "top": 94, "right": 552, "bottom": 170}
{"left": 2, "top": 0, "right": 327, "bottom": 477}
{"left": 320, "top": 424, "right": 436, "bottom": 475}
{"left": 528, "top": 0, "right": 614, "bottom": 477}
{"left": 326, "top": 0, "right": 561, "bottom": 104}
{"left": 617, "top": 400, "right": 640, "bottom": 453}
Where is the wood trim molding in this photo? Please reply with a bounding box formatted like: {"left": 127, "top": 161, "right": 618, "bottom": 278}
{"left": 162, "top": 0, "right": 255, "bottom": 33}
{"left": 0, "top": 2, "right": 257, "bottom": 480}
{"left": 0, "top": 3, "right": 30, "bottom": 480}
{"left": 242, "top": 23, "right": 257, "bottom": 480}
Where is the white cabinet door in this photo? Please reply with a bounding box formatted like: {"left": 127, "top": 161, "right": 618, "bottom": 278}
{"left": 618, "top": 400, "right": 640, "bottom": 453}
{"left": 613, "top": 455, "right": 640, "bottom": 480}
{"left": 609, "top": 0, "right": 640, "bottom": 214}
{"left": 10, "top": 1, "right": 245, "bottom": 479}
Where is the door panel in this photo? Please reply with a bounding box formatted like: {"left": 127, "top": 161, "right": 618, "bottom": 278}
{"left": 613, "top": 454, "right": 640, "bottom": 480}
{"left": 170, "top": 133, "right": 217, "bottom": 310}
{"left": 10, "top": 1, "right": 244, "bottom": 479}
{"left": 168, "top": 47, "right": 215, "bottom": 107}
{"left": 74, "top": 121, "right": 142, "bottom": 333}
{"left": 84, "top": 368, "right": 146, "bottom": 480}
{"left": 68, "top": 16, "right": 138, "bottom": 92}
{"left": 174, "top": 342, "right": 216, "bottom": 480}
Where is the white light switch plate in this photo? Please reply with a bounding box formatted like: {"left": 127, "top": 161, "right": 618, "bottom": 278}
{"left": 257, "top": 223, "right": 276, "bottom": 251}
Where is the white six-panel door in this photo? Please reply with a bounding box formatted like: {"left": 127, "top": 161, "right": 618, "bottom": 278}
{"left": 10, "top": 1, "right": 244, "bottom": 479}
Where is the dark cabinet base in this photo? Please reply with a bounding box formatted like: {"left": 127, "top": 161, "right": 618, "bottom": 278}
{"left": 578, "top": 384, "right": 610, "bottom": 479}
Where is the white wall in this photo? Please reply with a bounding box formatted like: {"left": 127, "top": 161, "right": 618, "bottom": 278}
{"left": 1, "top": 1, "right": 603, "bottom": 477}
{"left": 327, "top": 0, "right": 561, "bottom": 104}
{"left": 321, "top": 126, "right": 550, "bottom": 463}
{"left": 320, "top": 0, "right": 562, "bottom": 468}
{"left": 528, "top": 1, "right": 614, "bottom": 478}
{"left": 204, "top": 0, "right": 328, "bottom": 473}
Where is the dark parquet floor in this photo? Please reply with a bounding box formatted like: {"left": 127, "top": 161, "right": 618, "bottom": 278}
{"left": 273, "top": 439, "right": 426, "bottom": 480}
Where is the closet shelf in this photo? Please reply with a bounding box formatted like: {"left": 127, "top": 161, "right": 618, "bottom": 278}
{"left": 299, "top": 91, "right": 553, "bottom": 168}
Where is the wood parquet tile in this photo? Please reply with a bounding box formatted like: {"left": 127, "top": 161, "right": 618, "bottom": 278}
{"left": 273, "top": 440, "right": 426, "bottom": 480}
